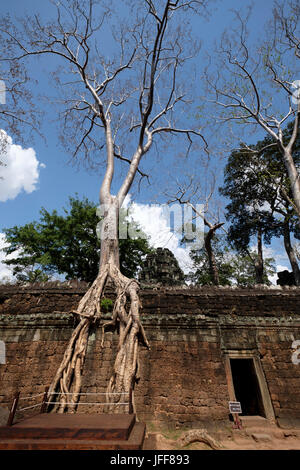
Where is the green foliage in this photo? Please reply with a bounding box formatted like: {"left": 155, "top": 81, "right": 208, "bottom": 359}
{"left": 229, "top": 253, "right": 276, "bottom": 287}
{"left": 118, "top": 210, "right": 154, "bottom": 279}
{"left": 100, "top": 297, "right": 113, "bottom": 313}
{"left": 219, "top": 121, "right": 300, "bottom": 254}
{"left": 7, "top": 267, "right": 51, "bottom": 283}
{"left": 187, "top": 236, "right": 235, "bottom": 286}
{"left": 2, "top": 195, "right": 153, "bottom": 283}
{"left": 188, "top": 235, "right": 276, "bottom": 286}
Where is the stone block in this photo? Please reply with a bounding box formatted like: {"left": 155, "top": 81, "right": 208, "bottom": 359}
{"left": 251, "top": 433, "right": 272, "bottom": 442}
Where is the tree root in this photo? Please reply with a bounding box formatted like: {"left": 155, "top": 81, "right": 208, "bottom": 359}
{"left": 176, "top": 429, "right": 223, "bottom": 450}
{"left": 47, "top": 260, "right": 149, "bottom": 414}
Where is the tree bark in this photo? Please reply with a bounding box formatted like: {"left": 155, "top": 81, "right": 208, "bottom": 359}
{"left": 4, "top": 0, "right": 208, "bottom": 418}
{"left": 47, "top": 200, "right": 149, "bottom": 414}
{"left": 98, "top": 199, "right": 120, "bottom": 268}
{"left": 254, "top": 227, "right": 264, "bottom": 284}
{"left": 281, "top": 148, "right": 300, "bottom": 220}
{"left": 204, "top": 222, "right": 224, "bottom": 285}
{"left": 283, "top": 217, "right": 300, "bottom": 286}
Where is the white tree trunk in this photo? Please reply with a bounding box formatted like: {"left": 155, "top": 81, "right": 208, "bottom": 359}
{"left": 99, "top": 198, "right": 120, "bottom": 268}
{"left": 283, "top": 217, "right": 300, "bottom": 286}
{"left": 282, "top": 148, "right": 300, "bottom": 219}
{"left": 47, "top": 197, "right": 149, "bottom": 414}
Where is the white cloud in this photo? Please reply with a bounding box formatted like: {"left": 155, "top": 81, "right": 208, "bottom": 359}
{"left": 123, "top": 195, "right": 195, "bottom": 274}
{"left": 0, "top": 130, "right": 44, "bottom": 202}
{"left": 126, "top": 202, "right": 296, "bottom": 284}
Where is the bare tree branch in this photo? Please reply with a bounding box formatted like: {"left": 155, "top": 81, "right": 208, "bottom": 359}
{"left": 205, "top": 3, "right": 300, "bottom": 219}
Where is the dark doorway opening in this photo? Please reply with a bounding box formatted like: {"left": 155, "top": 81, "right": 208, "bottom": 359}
{"left": 230, "top": 358, "right": 265, "bottom": 417}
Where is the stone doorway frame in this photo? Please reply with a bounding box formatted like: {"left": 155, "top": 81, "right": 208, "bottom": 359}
{"left": 223, "top": 349, "right": 275, "bottom": 422}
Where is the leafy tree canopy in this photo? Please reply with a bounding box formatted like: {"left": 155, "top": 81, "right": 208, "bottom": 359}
{"left": 2, "top": 195, "right": 153, "bottom": 283}
{"left": 220, "top": 121, "right": 300, "bottom": 252}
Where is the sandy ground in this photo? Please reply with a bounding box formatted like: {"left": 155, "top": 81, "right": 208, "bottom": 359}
{"left": 143, "top": 426, "right": 300, "bottom": 450}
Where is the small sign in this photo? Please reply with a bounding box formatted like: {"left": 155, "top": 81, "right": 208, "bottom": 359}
{"left": 229, "top": 401, "right": 242, "bottom": 414}
{"left": 0, "top": 341, "right": 5, "bottom": 364}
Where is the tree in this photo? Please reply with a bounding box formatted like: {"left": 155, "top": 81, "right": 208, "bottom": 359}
{"left": 188, "top": 234, "right": 276, "bottom": 286}
{"left": 227, "top": 215, "right": 274, "bottom": 285}
{"left": 166, "top": 174, "right": 225, "bottom": 285}
{"left": 187, "top": 235, "right": 234, "bottom": 285}
{"left": 0, "top": 0, "right": 208, "bottom": 412}
{"left": 220, "top": 151, "right": 279, "bottom": 284}
{"left": 220, "top": 123, "right": 300, "bottom": 284}
{"left": 280, "top": 205, "right": 300, "bottom": 284}
{"left": 12, "top": 268, "right": 51, "bottom": 284}
{"left": 0, "top": 14, "right": 40, "bottom": 156}
{"left": 2, "top": 195, "right": 152, "bottom": 283}
{"left": 206, "top": 1, "right": 300, "bottom": 219}
{"left": 231, "top": 251, "right": 275, "bottom": 286}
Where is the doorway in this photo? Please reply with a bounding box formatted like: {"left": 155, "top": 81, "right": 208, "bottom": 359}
{"left": 230, "top": 358, "right": 265, "bottom": 417}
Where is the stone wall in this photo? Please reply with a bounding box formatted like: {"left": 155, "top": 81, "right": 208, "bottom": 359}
{"left": 0, "top": 284, "right": 300, "bottom": 428}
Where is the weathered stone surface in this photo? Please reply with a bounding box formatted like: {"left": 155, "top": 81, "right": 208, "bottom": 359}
{"left": 0, "top": 406, "right": 9, "bottom": 426}
{"left": 277, "top": 270, "right": 296, "bottom": 286}
{"left": 139, "top": 247, "right": 185, "bottom": 286}
{"left": 0, "top": 284, "right": 300, "bottom": 427}
{"left": 251, "top": 433, "right": 272, "bottom": 442}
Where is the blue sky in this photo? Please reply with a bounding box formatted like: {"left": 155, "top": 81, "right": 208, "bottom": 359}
{"left": 0, "top": 0, "right": 296, "bottom": 282}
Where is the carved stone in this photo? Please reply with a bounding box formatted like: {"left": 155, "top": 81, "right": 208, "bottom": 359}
{"left": 139, "top": 247, "right": 185, "bottom": 286}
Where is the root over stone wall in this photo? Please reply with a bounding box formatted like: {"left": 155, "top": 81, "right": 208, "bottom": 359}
{"left": 0, "top": 284, "right": 300, "bottom": 428}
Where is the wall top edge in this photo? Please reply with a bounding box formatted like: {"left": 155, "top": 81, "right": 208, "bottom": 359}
{"left": 1, "top": 284, "right": 300, "bottom": 296}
